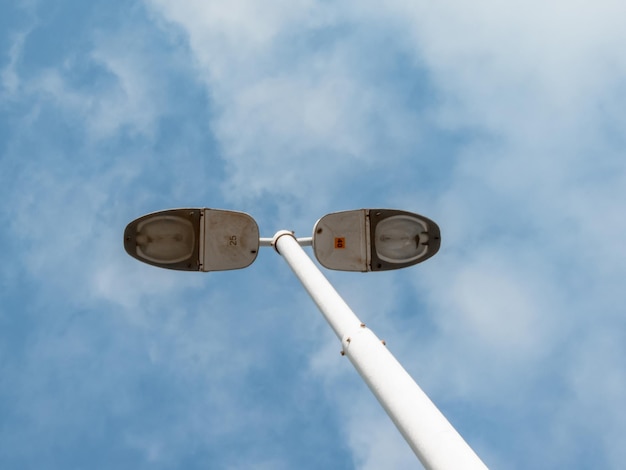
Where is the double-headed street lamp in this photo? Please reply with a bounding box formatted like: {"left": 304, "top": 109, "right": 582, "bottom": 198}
{"left": 124, "top": 208, "right": 487, "bottom": 470}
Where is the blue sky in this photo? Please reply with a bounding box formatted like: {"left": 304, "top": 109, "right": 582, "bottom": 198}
{"left": 1, "top": 0, "right": 626, "bottom": 468}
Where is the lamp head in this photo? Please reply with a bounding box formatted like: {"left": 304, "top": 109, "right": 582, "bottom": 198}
{"left": 312, "top": 209, "right": 440, "bottom": 272}
{"left": 124, "top": 208, "right": 259, "bottom": 271}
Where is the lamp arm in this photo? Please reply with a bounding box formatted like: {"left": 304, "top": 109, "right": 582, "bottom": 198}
{"left": 260, "top": 236, "right": 312, "bottom": 247}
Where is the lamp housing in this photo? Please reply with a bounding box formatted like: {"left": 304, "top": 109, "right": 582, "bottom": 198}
{"left": 124, "top": 208, "right": 259, "bottom": 271}
{"left": 312, "top": 209, "right": 440, "bottom": 272}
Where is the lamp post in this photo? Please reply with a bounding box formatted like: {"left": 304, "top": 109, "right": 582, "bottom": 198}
{"left": 124, "top": 208, "right": 488, "bottom": 470}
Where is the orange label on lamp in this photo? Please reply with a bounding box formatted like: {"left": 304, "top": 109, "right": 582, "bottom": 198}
{"left": 334, "top": 237, "right": 346, "bottom": 249}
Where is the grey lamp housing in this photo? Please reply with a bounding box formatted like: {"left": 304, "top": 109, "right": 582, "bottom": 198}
{"left": 312, "top": 209, "right": 441, "bottom": 272}
{"left": 124, "top": 208, "right": 259, "bottom": 272}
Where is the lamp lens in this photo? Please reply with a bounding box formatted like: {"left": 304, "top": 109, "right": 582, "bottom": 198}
{"left": 374, "top": 215, "right": 427, "bottom": 263}
{"left": 135, "top": 216, "right": 195, "bottom": 264}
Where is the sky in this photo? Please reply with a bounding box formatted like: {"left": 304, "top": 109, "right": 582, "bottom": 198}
{"left": 1, "top": 0, "right": 625, "bottom": 468}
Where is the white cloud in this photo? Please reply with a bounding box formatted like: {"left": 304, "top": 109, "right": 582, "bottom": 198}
{"left": 144, "top": 0, "right": 425, "bottom": 210}
{"left": 27, "top": 45, "right": 161, "bottom": 140}
{"left": 3, "top": 0, "right": 625, "bottom": 467}
{"left": 1, "top": 30, "right": 28, "bottom": 97}
{"left": 1, "top": 18, "right": 189, "bottom": 142}
{"left": 138, "top": 1, "right": 626, "bottom": 467}
{"left": 380, "top": 0, "right": 626, "bottom": 128}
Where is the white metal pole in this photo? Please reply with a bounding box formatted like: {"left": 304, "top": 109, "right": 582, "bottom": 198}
{"left": 272, "top": 231, "right": 488, "bottom": 470}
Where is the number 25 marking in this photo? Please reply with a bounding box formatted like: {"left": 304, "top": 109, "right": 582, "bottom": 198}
{"left": 229, "top": 235, "right": 238, "bottom": 246}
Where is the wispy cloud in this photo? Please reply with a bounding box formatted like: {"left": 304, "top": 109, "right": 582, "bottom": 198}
{"left": 1, "top": 0, "right": 625, "bottom": 468}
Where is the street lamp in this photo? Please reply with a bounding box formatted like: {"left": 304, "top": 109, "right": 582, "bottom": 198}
{"left": 123, "top": 208, "right": 487, "bottom": 470}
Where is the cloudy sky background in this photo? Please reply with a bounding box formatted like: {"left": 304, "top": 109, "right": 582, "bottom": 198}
{"left": 1, "top": 0, "right": 626, "bottom": 468}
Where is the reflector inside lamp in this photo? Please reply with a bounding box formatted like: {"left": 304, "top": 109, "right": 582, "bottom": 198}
{"left": 374, "top": 215, "right": 428, "bottom": 263}
{"left": 135, "top": 215, "right": 195, "bottom": 264}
